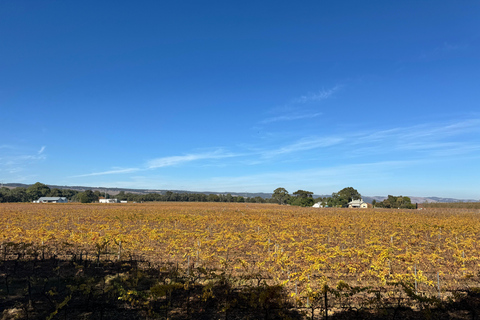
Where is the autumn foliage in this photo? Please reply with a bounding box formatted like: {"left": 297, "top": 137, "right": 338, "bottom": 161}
{"left": 1, "top": 202, "right": 479, "bottom": 318}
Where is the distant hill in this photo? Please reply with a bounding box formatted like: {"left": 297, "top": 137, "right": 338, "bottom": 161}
{"left": 363, "top": 196, "right": 478, "bottom": 204}
{"left": 2, "top": 183, "right": 477, "bottom": 203}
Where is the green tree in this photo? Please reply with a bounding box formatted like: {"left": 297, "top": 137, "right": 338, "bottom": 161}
{"left": 292, "top": 190, "right": 314, "bottom": 198}
{"left": 289, "top": 189, "right": 315, "bottom": 207}
{"left": 376, "top": 195, "right": 415, "bottom": 209}
{"left": 26, "top": 182, "right": 51, "bottom": 201}
{"left": 77, "top": 190, "right": 99, "bottom": 203}
{"left": 337, "top": 187, "right": 361, "bottom": 202}
{"left": 323, "top": 187, "right": 362, "bottom": 207}
{"left": 48, "top": 188, "right": 63, "bottom": 197}
{"left": 272, "top": 188, "right": 290, "bottom": 205}
{"left": 207, "top": 194, "right": 220, "bottom": 202}
{"left": 61, "top": 189, "right": 78, "bottom": 200}
{"left": 289, "top": 197, "right": 315, "bottom": 207}
{"left": 10, "top": 187, "right": 28, "bottom": 202}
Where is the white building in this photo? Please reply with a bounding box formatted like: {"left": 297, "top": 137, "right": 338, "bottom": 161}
{"left": 348, "top": 199, "right": 368, "bottom": 208}
{"left": 35, "top": 197, "right": 68, "bottom": 203}
{"left": 99, "top": 198, "right": 120, "bottom": 203}
{"left": 312, "top": 202, "right": 323, "bottom": 208}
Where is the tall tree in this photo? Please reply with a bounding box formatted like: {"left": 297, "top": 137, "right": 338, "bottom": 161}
{"left": 77, "top": 190, "right": 99, "bottom": 203}
{"left": 26, "top": 182, "right": 51, "bottom": 201}
{"left": 337, "top": 187, "right": 362, "bottom": 202}
{"left": 272, "top": 188, "right": 290, "bottom": 205}
{"left": 292, "top": 190, "right": 314, "bottom": 198}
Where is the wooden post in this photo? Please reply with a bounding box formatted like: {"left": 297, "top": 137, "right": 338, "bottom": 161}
{"left": 414, "top": 264, "right": 417, "bottom": 294}
{"left": 324, "top": 287, "right": 328, "bottom": 320}
{"left": 118, "top": 241, "right": 122, "bottom": 261}
{"left": 437, "top": 272, "right": 441, "bottom": 299}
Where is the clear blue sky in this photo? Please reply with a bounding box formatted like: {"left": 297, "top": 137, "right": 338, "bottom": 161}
{"left": 1, "top": 1, "right": 479, "bottom": 199}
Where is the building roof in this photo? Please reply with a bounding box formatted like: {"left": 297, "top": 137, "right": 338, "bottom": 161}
{"left": 348, "top": 199, "right": 365, "bottom": 205}
{"left": 38, "top": 197, "right": 67, "bottom": 201}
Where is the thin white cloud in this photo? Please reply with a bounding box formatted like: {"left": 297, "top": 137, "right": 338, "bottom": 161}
{"left": 70, "top": 167, "right": 141, "bottom": 178}
{"left": 67, "top": 118, "right": 480, "bottom": 188}
{"left": 347, "top": 119, "right": 480, "bottom": 155}
{"left": 293, "top": 85, "right": 341, "bottom": 104}
{"left": 186, "top": 159, "right": 422, "bottom": 193}
{"left": 420, "top": 42, "right": 469, "bottom": 60}
{"left": 0, "top": 145, "right": 47, "bottom": 182}
{"left": 260, "top": 112, "right": 322, "bottom": 124}
{"left": 70, "top": 150, "right": 243, "bottom": 178}
{"left": 260, "top": 85, "right": 340, "bottom": 125}
{"left": 147, "top": 150, "right": 238, "bottom": 169}
{"left": 262, "top": 136, "right": 344, "bottom": 158}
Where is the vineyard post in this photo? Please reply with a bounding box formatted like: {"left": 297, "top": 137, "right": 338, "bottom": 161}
{"left": 414, "top": 264, "right": 417, "bottom": 294}
{"left": 118, "top": 241, "right": 122, "bottom": 261}
{"left": 437, "top": 272, "right": 441, "bottom": 300}
{"left": 306, "top": 275, "right": 310, "bottom": 308}
{"left": 196, "top": 249, "right": 199, "bottom": 268}
{"left": 295, "top": 280, "right": 298, "bottom": 307}
{"left": 324, "top": 285, "right": 328, "bottom": 320}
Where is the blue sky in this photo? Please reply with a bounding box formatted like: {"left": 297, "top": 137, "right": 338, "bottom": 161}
{"left": 1, "top": 1, "right": 479, "bottom": 199}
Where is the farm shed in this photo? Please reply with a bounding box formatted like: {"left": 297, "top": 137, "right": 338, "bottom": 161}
{"left": 99, "top": 199, "right": 120, "bottom": 203}
{"left": 35, "top": 197, "right": 68, "bottom": 203}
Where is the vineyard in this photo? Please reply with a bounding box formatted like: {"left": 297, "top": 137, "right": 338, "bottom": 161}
{"left": 1, "top": 202, "right": 480, "bottom": 319}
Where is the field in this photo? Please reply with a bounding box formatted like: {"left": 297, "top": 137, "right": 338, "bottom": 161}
{"left": 1, "top": 202, "right": 480, "bottom": 319}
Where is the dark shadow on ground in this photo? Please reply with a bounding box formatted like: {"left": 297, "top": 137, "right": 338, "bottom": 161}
{"left": 1, "top": 256, "right": 479, "bottom": 319}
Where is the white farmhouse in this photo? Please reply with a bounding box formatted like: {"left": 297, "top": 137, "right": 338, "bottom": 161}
{"left": 35, "top": 197, "right": 68, "bottom": 203}
{"left": 99, "top": 198, "right": 120, "bottom": 203}
{"left": 348, "top": 199, "right": 368, "bottom": 208}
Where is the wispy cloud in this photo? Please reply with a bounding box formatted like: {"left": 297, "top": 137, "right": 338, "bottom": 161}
{"left": 71, "top": 150, "right": 242, "bottom": 178}
{"left": 293, "top": 85, "right": 341, "bottom": 104}
{"left": 260, "top": 112, "right": 322, "bottom": 124}
{"left": 253, "top": 118, "right": 480, "bottom": 162}
{"left": 147, "top": 150, "right": 238, "bottom": 169}
{"left": 188, "top": 159, "right": 422, "bottom": 192}
{"left": 70, "top": 167, "right": 141, "bottom": 178}
{"left": 0, "top": 145, "right": 47, "bottom": 181}
{"left": 419, "top": 42, "right": 469, "bottom": 60}
{"left": 68, "top": 118, "right": 480, "bottom": 192}
{"left": 262, "top": 136, "right": 344, "bottom": 158}
{"left": 260, "top": 85, "right": 340, "bottom": 124}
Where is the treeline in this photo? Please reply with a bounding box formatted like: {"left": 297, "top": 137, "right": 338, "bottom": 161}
{"left": 0, "top": 182, "right": 79, "bottom": 203}
{"left": 0, "top": 182, "right": 272, "bottom": 204}
{"left": 372, "top": 195, "right": 416, "bottom": 209}
{"left": 272, "top": 187, "right": 363, "bottom": 207}
{"left": 421, "top": 202, "right": 480, "bottom": 209}
{"left": 316, "top": 187, "right": 362, "bottom": 207}
{"left": 114, "top": 190, "right": 270, "bottom": 203}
